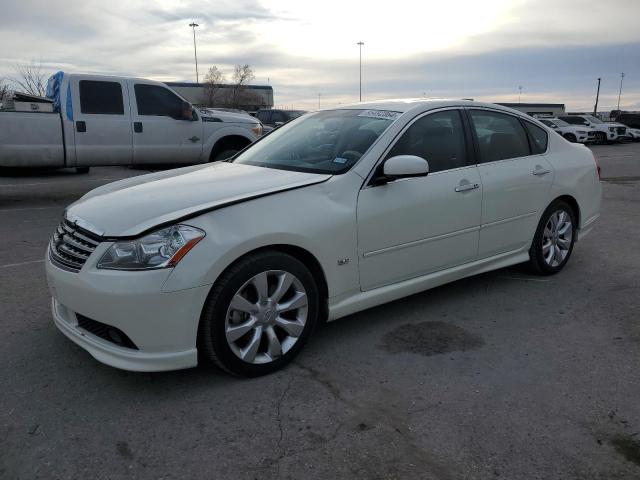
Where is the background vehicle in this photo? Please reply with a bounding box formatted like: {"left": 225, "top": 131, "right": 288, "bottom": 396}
{"left": 538, "top": 118, "right": 594, "bottom": 143}
{"left": 45, "top": 100, "right": 601, "bottom": 376}
{"left": 255, "top": 108, "right": 307, "bottom": 133}
{"left": 0, "top": 72, "right": 262, "bottom": 170}
{"left": 611, "top": 112, "right": 640, "bottom": 129}
{"left": 625, "top": 128, "right": 640, "bottom": 141}
{"left": 558, "top": 114, "right": 626, "bottom": 144}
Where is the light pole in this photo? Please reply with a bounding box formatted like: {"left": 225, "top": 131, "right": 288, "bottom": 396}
{"left": 593, "top": 77, "right": 601, "bottom": 115}
{"left": 518, "top": 85, "right": 522, "bottom": 103}
{"left": 357, "top": 41, "right": 364, "bottom": 102}
{"left": 318, "top": 93, "right": 321, "bottom": 110}
{"left": 617, "top": 72, "right": 625, "bottom": 110}
{"left": 189, "top": 21, "right": 200, "bottom": 83}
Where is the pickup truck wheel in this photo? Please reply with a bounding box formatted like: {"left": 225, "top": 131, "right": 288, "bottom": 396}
{"left": 75, "top": 167, "right": 90, "bottom": 174}
{"left": 198, "top": 251, "right": 319, "bottom": 377}
{"left": 212, "top": 149, "right": 239, "bottom": 161}
{"left": 563, "top": 133, "right": 577, "bottom": 143}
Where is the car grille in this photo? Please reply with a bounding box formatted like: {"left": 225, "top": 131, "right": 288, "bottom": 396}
{"left": 49, "top": 220, "right": 102, "bottom": 272}
{"left": 76, "top": 314, "right": 138, "bottom": 350}
{"left": 617, "top": 127, "right": 626, "bottom": 135}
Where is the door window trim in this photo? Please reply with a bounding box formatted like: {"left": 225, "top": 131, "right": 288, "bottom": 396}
{"left": 363, "top": 107, "right": 475, "bottom": 188}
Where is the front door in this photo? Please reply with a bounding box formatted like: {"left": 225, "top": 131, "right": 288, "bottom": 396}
{"left": 357, "top": 109, "right": 482, "bottom": 291}
{"left": 70, "top": 77, "right": 133, "bottom": 166}
{"left": 129, "top": 82, "right": 203, "bottom": 164}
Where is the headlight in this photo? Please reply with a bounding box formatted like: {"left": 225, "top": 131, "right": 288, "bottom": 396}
{"left": 97, "top": 225, "right": 205, "bottom": 270}
{"left": 577, "top": 130, "right": 587, "bottom": 134}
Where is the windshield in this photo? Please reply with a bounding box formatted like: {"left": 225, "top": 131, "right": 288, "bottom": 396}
{"left": 551, "top": 119, "right": 569, "bottom": 127}
{"left": 584, "top": 115, "right": 603, "bottom": 124}
{"left": 233, "top": 109, "right": 399, "bottom": 174}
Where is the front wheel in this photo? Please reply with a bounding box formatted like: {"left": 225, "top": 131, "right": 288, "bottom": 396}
{"left": 529, "top": 200, "right": 577, "bottom": 275}
{"left": 563, "top": 133, "right": 577, "bottom": 143}
{"left": 198, "top": 251, "right": 320, "bottom": 376}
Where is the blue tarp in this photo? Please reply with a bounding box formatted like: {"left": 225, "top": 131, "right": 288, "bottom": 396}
{"left": 45, "top": 71, "right": 73, "bottom": 121}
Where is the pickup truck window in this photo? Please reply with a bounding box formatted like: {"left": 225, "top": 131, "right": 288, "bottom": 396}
{"left": 79, "top": 80, "right": 124, "bottom": 115}
{"left": 134, "top": 84, "right": 184, "bottom": 118}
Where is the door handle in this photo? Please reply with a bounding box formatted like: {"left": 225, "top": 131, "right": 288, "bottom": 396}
{"left": 455, "top": 182, "right": 480, "bottom": 192}
{"left": 133, "top": 122, "right": 143, "bottom": 133}
{"left": 532, "top": 168, "right": 550, "bottom": 176}
{"left": 76, "top": 121, "right": 86, "bottom": 133}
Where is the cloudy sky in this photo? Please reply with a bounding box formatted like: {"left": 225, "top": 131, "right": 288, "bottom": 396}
{"left": 1, "top": 0, "right": 639, "bottom": 111}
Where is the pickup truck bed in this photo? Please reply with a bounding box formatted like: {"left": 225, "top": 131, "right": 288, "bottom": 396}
{"left": 0, "top": 112, "right": 65, "bottom": 167}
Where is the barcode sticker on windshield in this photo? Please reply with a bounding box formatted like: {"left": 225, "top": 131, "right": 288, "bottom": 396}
{"left": 357, "top": 110, "right": 401, "bottom": 120}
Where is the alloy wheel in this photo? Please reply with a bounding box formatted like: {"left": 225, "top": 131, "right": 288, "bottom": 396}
{"left": 542, "top": 209, "right": 573, "bottom": 267}
{"left": 224, "top": 270, "right": 308, "bottom": 364}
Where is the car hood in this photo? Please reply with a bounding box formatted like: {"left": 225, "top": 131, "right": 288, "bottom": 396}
{"left": 66, "top": 162, "right": 330, "bottom": 237}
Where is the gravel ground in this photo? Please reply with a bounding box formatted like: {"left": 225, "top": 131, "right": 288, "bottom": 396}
{"left": 1, "top": 143, "right": 639, "bottom": 479}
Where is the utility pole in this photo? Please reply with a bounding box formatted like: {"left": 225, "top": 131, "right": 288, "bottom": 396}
{"left": 189, "top": 21, "right": 200, "bottom": 83}
{"left": 518, "top": 85, "right": 522, "bottom": 103}
{"left": 617, "top": 72, "right": 625, "bottom": 110}
{"left": 318, "top": 93, "right": 321, "bottom": 110}
{"left": 357, "top": 41, "right": 364, "bottom": 102}
{"left": 593, "top": 77, "right": 601, "bottom": 115}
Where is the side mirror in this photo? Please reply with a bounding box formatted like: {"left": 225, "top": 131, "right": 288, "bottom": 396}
{"left": 383, "top": 155, "right": 429, "bottom": 177}
{"left": 373, "top": 155, "right": 429, "bottom": 186}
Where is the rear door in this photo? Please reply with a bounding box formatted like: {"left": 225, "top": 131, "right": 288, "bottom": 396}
{"left": 129, "top": 82, "right": 203, "bottom": 164}
{"left": 468, "top": 109, "right": 553, "bottom": 258}
{"left": 70, "top": 77, "right": 133, "bottom": 166}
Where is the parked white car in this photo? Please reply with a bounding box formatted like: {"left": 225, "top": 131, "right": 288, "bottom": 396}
{"left": 557, "top": 114, "right": 627, "bottom": 144}
{"left": 538, "top": 118, "right": 594, "bottom": 143}
{"left": 45, "top": 99, "right": 602, "bottom": 376}
{"left": 0, "top": 72, "right": 262, "bottom": 170}
{"left": 625, "top": 128, "right": 640, "bottom": 141}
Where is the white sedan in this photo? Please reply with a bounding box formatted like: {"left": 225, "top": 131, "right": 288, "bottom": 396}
{"left": 538, "top": 118, "right": 595, "bottom": 144}
{"left": 45, "top": 99, "right": 602, "bottom": 376}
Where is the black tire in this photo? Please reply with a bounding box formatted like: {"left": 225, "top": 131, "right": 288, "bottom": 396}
{"left": 529, "top": 200, "right": 577, "bottom": 276}
{"left": 211, "top": 149, "right": 239, "bottom": 161}
{"left": 564, "top": 133, "right": 577, "bottom": 143}
{"left": 198, "top": 251, "right": 320, "bottom": 377}
{"left": 595, "top": 132, "right": 607, "bottom": 145}
{"left": 75, "top": 167, "right": 90, "bottom": 174}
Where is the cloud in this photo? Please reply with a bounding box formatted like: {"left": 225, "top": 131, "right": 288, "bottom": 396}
{"left": 0, "top": 0, "right": 638, "bottom": 111}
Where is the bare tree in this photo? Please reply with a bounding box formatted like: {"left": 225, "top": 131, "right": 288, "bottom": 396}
{"left": 202, "top": 66, "right": 226, "bottom": 107}
{"left": 0, "top": 77, "right": 10, "bottom": 103}
{"left": 13, "top": 62, "right": 48, "bottom": 97}
{"left": 229, "top": 64, "right": 255, "bottom": 108}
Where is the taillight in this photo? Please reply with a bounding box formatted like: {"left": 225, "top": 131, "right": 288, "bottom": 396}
{"left": 591, "top": 150, "right": 601, "bottom": 179}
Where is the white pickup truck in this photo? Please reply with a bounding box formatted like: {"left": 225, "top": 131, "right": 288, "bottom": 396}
{"left": 0, "top": 72, "right": 262, "bottom": 171}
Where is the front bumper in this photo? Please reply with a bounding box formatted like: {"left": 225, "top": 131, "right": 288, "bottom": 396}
{"left": 45, "top": 248, "right": 211, "bottom": 372}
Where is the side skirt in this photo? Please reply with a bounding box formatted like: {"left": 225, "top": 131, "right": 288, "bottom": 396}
{"left": 327, "top": 248, "right": 530, "bottom": 321}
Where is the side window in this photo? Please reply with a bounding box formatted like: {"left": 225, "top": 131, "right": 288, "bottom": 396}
{"left": 523, "top": 121, "right": 548, "bottom": 154}
{"left": 256, "top": 111, "right": 271, "bottom": 123}
{"left": 470, "top": 110, "right": 530, "bottom": 162}
{"left": 560, "top": 116, "right": 587, "bottom": 126}
{"left": 134, "top": 84, "right": 184, "bottom": 117}
{"left": 386, "top": 110, "right": 467, "bottom": 173}
{"left": 79, "top": 80, "right": 124, "bottom": 115}
{"left": 271, "top": 111, "right": 287, "bottom": 123}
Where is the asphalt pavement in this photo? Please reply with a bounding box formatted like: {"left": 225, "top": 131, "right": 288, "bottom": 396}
{"left": 1, "top": 145, "right": 639, "bottom": 479}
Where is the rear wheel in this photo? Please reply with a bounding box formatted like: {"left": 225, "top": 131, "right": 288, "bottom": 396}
{"left": 529, "top": 200, "right": 577, "bottom": 275}
{"left": 563, "top": 133, "right": 577, "bottom": 143}
{"left": 198, "top": 251, "right": 319, "bottom": 376}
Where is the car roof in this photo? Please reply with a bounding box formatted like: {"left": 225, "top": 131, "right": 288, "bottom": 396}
{"left": 331, "top": 98, "right": 530, "bottom": 117}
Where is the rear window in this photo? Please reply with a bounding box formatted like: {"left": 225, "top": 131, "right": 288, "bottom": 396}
{"left": 79, "top": 80, "right": 124, "bottom": 115}
{"left": 523, "top": 121, "right": 548, "bottom": 154}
